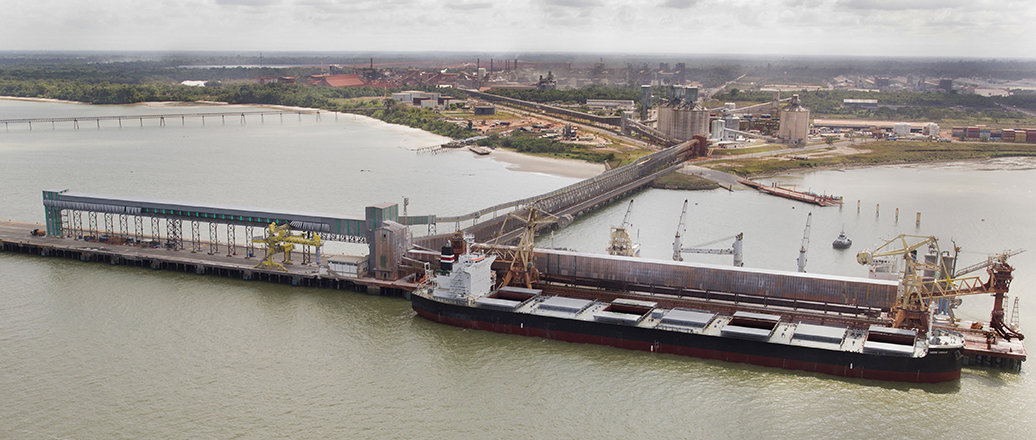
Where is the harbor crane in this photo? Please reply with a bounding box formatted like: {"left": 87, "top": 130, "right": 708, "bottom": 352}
{"left": 487, "top": 206, "right": 559, "bottom": 289}
{"left": 607, "top": 199, "right": 640, "bottom": 257}
{"left": 252, "top": 222, "right": 322, "bottom": 271}
{"left": 857, "top": 234, "right": 1023, "bottom": 338}
{"left": 797, "top": 213, "right": 811, "bottom": 272}
{"left": 672, "top": 199, "right": 743, "bottom": 266}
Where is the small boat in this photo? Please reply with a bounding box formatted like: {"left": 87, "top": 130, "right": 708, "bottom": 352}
{"left": 833, "top": 230, "right": 852, "bottom": 249}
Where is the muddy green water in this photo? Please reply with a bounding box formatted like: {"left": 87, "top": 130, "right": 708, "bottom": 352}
{"left": 1, "top": 99, "right": 1032, "bottom": 439}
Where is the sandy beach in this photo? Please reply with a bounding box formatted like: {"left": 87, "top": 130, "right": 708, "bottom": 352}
{"left": 486, "top": 148, "right": 606, "bottom": 179}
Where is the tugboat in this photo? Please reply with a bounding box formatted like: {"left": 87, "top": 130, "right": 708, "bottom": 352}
{"left": 833, "top": 229, "right": 852, "bottom": 249}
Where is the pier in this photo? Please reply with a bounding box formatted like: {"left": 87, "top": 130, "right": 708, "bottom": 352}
{"left": 1, "top": 109, "right": 327, "bottom": 131}
{"left": 8, "top": 137, "right": 704, "bottom": 297}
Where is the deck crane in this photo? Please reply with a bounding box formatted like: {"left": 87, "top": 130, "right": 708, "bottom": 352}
{"left": 607, "top": 199, "right": 640, "bottom": 257}
{"left": 856, "top": 234, "right": 1023, "bottom": 339}
{"left": 252, "top": 222, "right": 323, "bottom": 271}
{"left": 796, "top": 213, "right": 811, "bottom": 272}
{"left": 672, "top": 199, "right": 743, "bottom": 266}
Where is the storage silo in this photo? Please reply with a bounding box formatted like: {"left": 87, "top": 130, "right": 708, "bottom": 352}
{"left": 711, "top": 119, "right": 726, "bottom": 140}
{"left": 658, "top": 105, "right": 710, "bottom": 141}
{"left": 657, "top": 87, "right": 709, "bottom": 142}
{"left": 778, "top": 94, "right": 810, "bottom": 145}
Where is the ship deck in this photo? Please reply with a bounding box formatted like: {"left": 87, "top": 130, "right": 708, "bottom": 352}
{"left": 459, "top": 288, "right": 933, "bottom": 358}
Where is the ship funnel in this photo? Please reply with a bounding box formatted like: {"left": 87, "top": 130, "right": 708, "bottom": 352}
{"left": 440, "top": 245, "right": 455, "bottom": 272}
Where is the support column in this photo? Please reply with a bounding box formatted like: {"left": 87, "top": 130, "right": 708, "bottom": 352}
{"left": 208, "top": 222, "right": 218, "bottom": 255}
{"left": 170, "top": 219, "right": 183, "bottom": 250}
{"left": 151, "top": 217, "right": 160, "bottom": 244}
{"left": 103, "top": 213, "right": 114, "bottom": 239}
{"left": 73, "top": 210, "right": 83, "bottom": 239}
{"left": 245, "top": 225, "right": 255, "bottom": 258}
{"left": 119, "top": 214, "right": 128, "bottom": 240}
{"left": 88, "top": 212, "right": 98, "bottom": 239}
{"left": 191, "top": 221, "right": 201, "bottom": 253}
{"left": 227, "top": 224, "right": 236, "bottom": 256}
{"left": 134, "top": 216, "right": 143, "bottom": 243}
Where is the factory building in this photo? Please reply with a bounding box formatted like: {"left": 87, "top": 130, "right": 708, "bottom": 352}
{"left": 778, "top": 94, "right": 810, "bottom": 145}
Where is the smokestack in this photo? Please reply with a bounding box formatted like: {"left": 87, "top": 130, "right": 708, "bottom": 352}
{"left": 440, "top": 245, "right": 454, "bottom": 272}
{"left": 490, "top": 58, "right": 493, "bottom": 73}
{"left": 369, "top": 57, "right": 373, "bottom": 69}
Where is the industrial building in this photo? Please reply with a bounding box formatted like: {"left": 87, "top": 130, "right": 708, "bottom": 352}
{"left": 657, "top": 86, "right": 710, "bottom": 142}
{"left": 586, "top": 99, "right": 635, "bottom": 112}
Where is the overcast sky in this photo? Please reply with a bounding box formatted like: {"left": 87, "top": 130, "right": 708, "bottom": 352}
{"left": 3, "top": 0, "right": 1034, "bottom": 58}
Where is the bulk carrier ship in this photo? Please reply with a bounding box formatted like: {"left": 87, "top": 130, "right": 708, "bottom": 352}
{"left": 410, "top": 234, "right": 969, "bottom": 383}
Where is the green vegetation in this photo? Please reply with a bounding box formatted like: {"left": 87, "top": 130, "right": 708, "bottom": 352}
{"left": 476, "top": 132, "right": 615, "bottom": 163}
{"left": 707, "top": 141, "right": 1036, "bottom": 177}
{"left": 711, "top": 89, "right": 1036, "bottom": 127}
{"left": 370, "top": 103, "right": 475, "bottom": 139}
{"left": 650, "top": 171, "right": 721, "bottom": 191}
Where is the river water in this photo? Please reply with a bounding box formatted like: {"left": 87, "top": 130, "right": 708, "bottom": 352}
{"left": 1, "top": 99, "right": 1032, "bottom": 439}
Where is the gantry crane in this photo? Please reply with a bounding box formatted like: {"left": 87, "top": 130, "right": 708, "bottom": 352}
{"left": 607, "top": 199, "right": 640, "bottom": 257}
{"left": 485, "top": 206, "right": 559, "bottom": 289}
{"left": 857, "top": 234, "right": 1022, "bottom": 338}
{"left": 672, "top": 199, "right": 743, "bottom": 266}
{"left": 796, "top": 213, "right": 811, "bottom": 272}
{"left": 252, "top": 222, "right": 323, "bottom": 271}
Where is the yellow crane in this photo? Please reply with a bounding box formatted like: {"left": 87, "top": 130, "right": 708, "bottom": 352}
{"left": 252, "top": 222, "right": 322, "bottom": 271}
{"left": 857, "top": 234, "right": 1020, "bottom": 339}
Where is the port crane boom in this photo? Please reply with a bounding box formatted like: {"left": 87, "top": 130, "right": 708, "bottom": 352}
{"left": 857, "top": 234, "right": 1023, "bottom": 339}
{"left": 607, "top": 199, "right": 639, "bottom": 257}
{"left": 954, "top": 249, "right": 1026, "bottom": 277}
{"left": 672, "top": 199, "right": 743, "bottom": 266}
{"left": 797, "top": 213, "right": 811, "bottom": 272}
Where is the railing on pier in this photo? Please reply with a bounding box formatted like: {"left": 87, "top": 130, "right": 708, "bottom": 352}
{"left": 2, "top": 109, "right": 328, "bottom": 131}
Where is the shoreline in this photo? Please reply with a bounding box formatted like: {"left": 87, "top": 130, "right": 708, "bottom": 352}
{"left": 713, "top": 155, "right": 1036, "bottom": 180}
{"left": 1, "top": 96, "right": 605, "bottom": 179}
{"left": 487, "top": 148, "right": 606, "bottom": 179}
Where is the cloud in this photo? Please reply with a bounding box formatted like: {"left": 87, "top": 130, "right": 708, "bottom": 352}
{"left": 659, "top": 0, "right": 698, "bottom": 8}
{"left": 214, "top": 0, "right": 279, "bottom": 6}
{"left": 450, "top": 1, "right": 494, "bottom": 10}
{"left": 542, "top": 0, "right": 602, "bottom": 8}
{"left": 837, "top": 0, "right": 968, "bottom": 11}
